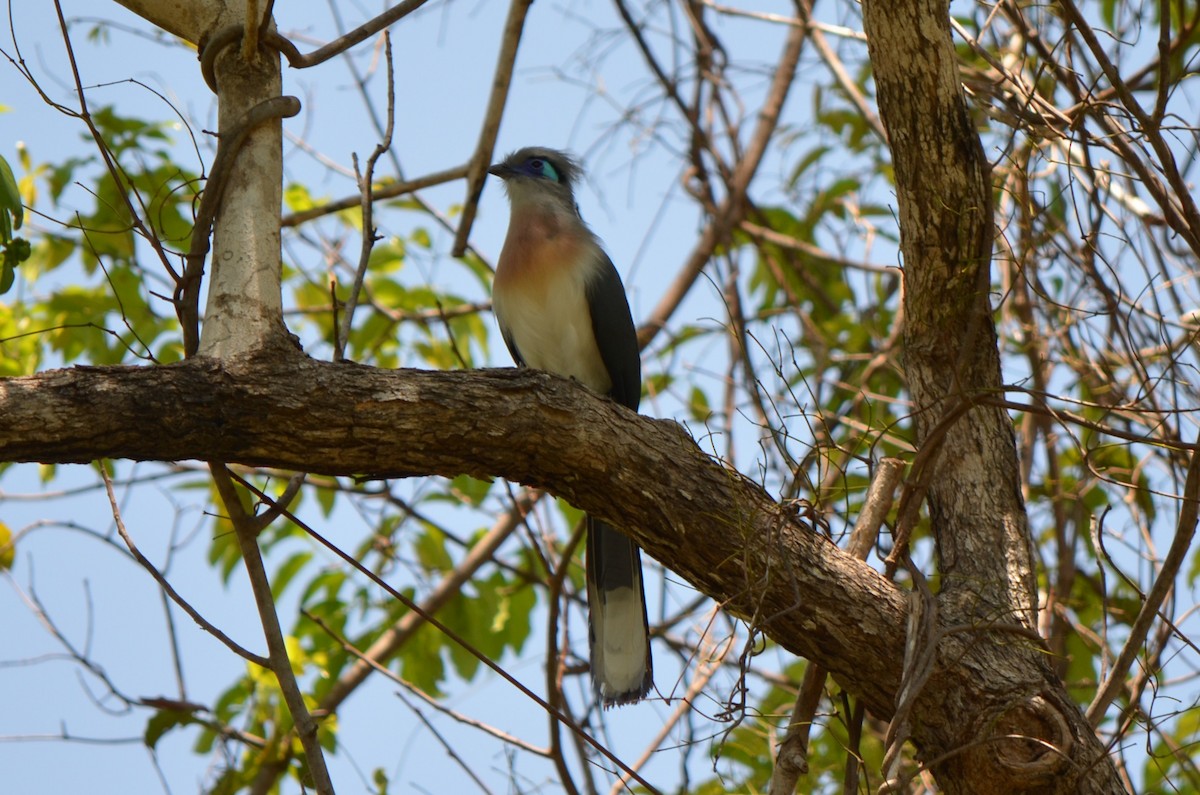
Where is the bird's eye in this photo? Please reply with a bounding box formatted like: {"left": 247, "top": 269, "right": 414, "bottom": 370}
{"left": 527, "top": 157, "right": 560, "bottom": 183}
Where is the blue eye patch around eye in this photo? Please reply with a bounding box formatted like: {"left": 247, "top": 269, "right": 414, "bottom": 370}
{"left": 528, "top": 158, "right": 559, "bottom": 182}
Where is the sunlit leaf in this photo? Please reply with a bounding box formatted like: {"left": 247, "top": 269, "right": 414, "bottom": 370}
{"left": 0, "top": 521, "right": 14, "bottom": 570}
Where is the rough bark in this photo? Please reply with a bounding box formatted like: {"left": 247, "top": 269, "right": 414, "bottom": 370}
{"left": 0, "top": 349, "right": 905, "bottom": 713}
{"left": 861, "top": 0, "right": 1123, "bottom": 791}
{"left": 863, "top": 0, "right": 1034, "bottom": 627}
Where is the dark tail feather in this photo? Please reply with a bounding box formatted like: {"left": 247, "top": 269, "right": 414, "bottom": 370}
{"left": 585, "top": 516, "right": 653, "bottom": 706}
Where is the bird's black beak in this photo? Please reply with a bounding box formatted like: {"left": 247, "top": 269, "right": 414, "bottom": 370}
{"left": 487, "top": 162, "right": 514, "bottom": 179}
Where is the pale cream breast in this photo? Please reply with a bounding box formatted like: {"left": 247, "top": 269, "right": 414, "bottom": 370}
{"left": 493, "top": 212, "right": 613, "bottom": 394}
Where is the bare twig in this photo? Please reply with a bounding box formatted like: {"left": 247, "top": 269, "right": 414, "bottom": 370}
{"left": 335, "top": 31, "right": 395, "bottom": 362}
{"left": 1087, "top": 437, "right": 1200, "bottom": 725}
{"left": 304, "top": 609, "right": 549, "bottom": 756}
{"left": 545, "top": 519, "right": 586, "bottom": 795}
{"left": 611, "top": 613, "right": 733, "bottom": 795}
{"left": 48, "top": 0, "right": 180, "bottom": 329}
{"left": 5, "top": 571, "right": 136, "bottom": 711}
{"left": 795, "top": 0, "right": 887, "bottom": 143}
{"left": 398, "top": 694, "right": 498, "bottom": 795}
{"left": 318, "top": 490, "right": 534, "bottom": 713}
{"left": 280, "top": 166, "right": 469, "bottom": 227}
{"left": 277, "top": 0, "right": 430, "bottom": 69}
{"left": 637, "top": 1, "right": 809, "bottom": 348}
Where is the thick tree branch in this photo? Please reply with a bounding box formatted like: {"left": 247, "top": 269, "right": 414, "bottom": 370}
{"left": 196, "top": 11, "right": 287, "bottom": 357}
{"left": 0, "top": 351, "right": 906, "bottom": 712}
{"left": 863, "top": 0, "right": 1034, "bottom": 625}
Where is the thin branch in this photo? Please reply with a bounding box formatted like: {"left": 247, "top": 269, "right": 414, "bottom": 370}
{"left": 796, "top": 0, "right": 887, "bottom": 143}
{"left": 611, "top": 611, "right": 733, "bottom": 795}
{"left": 1086, "top": 436, "right": 1200, "bottom": 724}
{"left": 5, "top": 569, "right": 136, "bottom": 711}
{"left": 228, "top": 471, "right": 664, "bottom": 795}
{"left": 99, "top": 461, "right": 268, "bottom": 667}
{"left": 397, "top": 693, "right": 497, "bottom": 795}
{"left": 545, "top": 519, "right": 586, "bottom": 795}
{"left": 335, "top": 31, "right": 395, "bottom": 362}
{"left": 637, "top": 0, "right": 809, "bottom": 348}
{"left": 209, "top": 464, "right": 335, "bottom": 795}
{"left": 1055, "top": 0, "right": 1200, "bottom": 256}
{"left": 771, "top": 457, "right": 903, "bottom": 794}
{"left": 50, "top": 0, "right": 176, "bottom": 285}
{"left": 317, "top": 491, "right": 533, "bottom": 714}
{"left": 304, "top": 609, "right": 549, "bottom": 756}
{"left": 280, "top": 166, "right": 468, "bottom": 228}
{"left": 277, "top": 0, "right": 430, "bottom": 69}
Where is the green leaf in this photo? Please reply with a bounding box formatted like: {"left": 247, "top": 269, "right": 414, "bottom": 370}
{"left": 314, "top": 481, "right": 337, "bottom": 517}
{"left": 0, "top": 521, "right": 14, "bottom": 570}
{"left": 144, "top": 707, "right": 202, "bottom": 749}
{"left": 0, "top": 259, "right": 13, "bottom": 295}
{"left": 446, "top": 474, "right": 493, "bottom": 507}
{"left": 498, "top": 576, "right": 535, "bottom": 654}
{"left": 0, "top": 154, "right": 23, "bottom": 239}
{"left": 413, "top": 523, "right": 452, "bottom": 572}
{"left": 271, "top": 551, "right": 313, "bottom": 599}
{"left": 299, "top": 568, "right": 348, "bottom": 608}
{"left": 445, "top": 594, "right": 482, "bottom": 682}
{"left": 786, "top": 144, "right": 831, "bottom": 187}
{"left": 26, "top": 234, "right": 74, "bottom": 276}
{"left": 283, "top": 182, "right": 317, "bottom": 213}
{"left": 399, "top": 622, "right": 446, "bottom": 695}
{"left": 367, "top": 239, "right": 406, "bottom": 273}
{"left": 688, "top": 385, "right": 713, "bottom": 422}
{"left": 207, "top": 515, "right": 243, "bottom": 584}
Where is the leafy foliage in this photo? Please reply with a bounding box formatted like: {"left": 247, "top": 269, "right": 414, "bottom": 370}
{"left": 0, "top": 153, "right": 30, "bottom": 294}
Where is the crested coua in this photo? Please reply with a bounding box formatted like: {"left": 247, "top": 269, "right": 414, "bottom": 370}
{"left": 488, "top": 147, "right": 652, "bottom": 706}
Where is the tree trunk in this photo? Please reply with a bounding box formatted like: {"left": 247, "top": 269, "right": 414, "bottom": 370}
{"left": 861, "top": 0, "right": 1123, "bottom": 791}
{"left": 196, "top": 6, "right": 288, "bottom": 357}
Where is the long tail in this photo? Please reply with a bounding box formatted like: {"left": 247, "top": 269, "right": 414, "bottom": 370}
{"left": 586, "top": 516, "right": 653, "bottom": 706}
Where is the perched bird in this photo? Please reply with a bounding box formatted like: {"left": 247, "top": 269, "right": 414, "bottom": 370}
{"left": 488, "top": 147, "right": 652, "bottom": 706}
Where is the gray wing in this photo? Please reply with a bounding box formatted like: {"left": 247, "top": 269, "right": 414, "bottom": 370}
{"left": 585, "top": 252, "right": 641, "bottom": 410}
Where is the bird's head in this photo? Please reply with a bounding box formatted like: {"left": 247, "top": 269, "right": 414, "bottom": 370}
{"left": 488, "top": 147, "right": 582, "bottom": 213}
